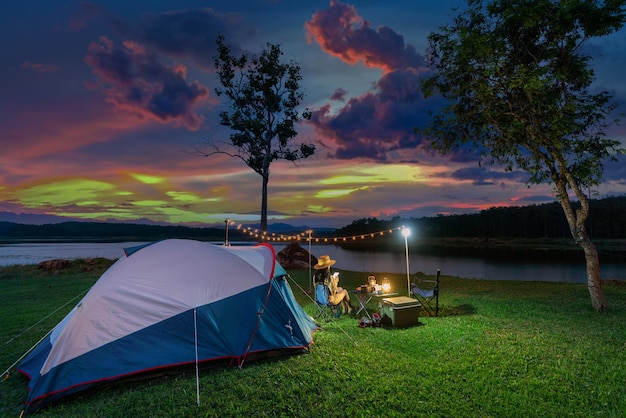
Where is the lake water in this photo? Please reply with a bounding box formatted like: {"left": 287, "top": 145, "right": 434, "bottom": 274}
{"left": 1, "top": 241, "right": 624, "bottom": 283}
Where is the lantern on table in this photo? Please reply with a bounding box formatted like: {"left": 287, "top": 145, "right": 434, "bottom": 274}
{"left": 382, "top": 277, "right": 391, "bottom": 293}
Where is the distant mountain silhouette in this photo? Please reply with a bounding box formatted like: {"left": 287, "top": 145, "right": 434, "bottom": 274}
{"left": 0, "top": 212, "right": 334, "bottom": 232}
{"left": 0, "top": 212, "right": 73, "bottom": 225}
{"left": 0, "top": 211, "right": 200, "bottom": 227}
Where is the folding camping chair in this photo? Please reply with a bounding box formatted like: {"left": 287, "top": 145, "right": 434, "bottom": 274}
{"left": 410, "top": 269, "right": 440, "bottom": 316}
{"left": 314, "top": 283, "right": 341, "bottom": 320}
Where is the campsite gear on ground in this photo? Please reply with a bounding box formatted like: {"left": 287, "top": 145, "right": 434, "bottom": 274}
{"left": 313, "top": 255, "right": 336, "bottom": 270}
{"left": 410, "top": 269, "right": 441, "bottom": 316}
{"left": 379, "top": 296, "right": 421, "bottom": 328}
{"left": 358, "top": 312, "right": 381, "bottom": 328}
{"left": 15, "top": 239, "right": 317, "bottom": 415}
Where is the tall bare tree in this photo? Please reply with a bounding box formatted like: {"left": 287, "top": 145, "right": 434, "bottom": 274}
{"left": 420, "top": 0, "right": 625, "bottom": 310}
{"left": 206, "top": 35, "right": 315, "bottom": 232}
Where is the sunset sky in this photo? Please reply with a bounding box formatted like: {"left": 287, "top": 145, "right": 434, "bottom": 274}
{"left": 1, "top": 0, "right": 625, "bottom": 229}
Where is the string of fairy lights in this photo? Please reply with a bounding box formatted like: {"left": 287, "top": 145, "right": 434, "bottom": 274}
{"left": 225, "top": 219, "right": 403, "bottom": 243}
{"left": 226, "top": 221, "right": 413, "bottom": 295}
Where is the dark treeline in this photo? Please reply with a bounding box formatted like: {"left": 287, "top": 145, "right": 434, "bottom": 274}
{"left": 336, "top": 195, "right": 626, "bottom": 240}
{"left": 333, "top": 196, "right": 626, "bottom": 262}
{"left": 2, "top": 196, "right": 625, "bottom": 241}
{"left": 0, "top": 221, "right": 228, "bottom": 242}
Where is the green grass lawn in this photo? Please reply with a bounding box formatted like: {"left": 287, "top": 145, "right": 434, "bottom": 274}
{"left": 1, "top": 261, "right": 625, "bottom": 417}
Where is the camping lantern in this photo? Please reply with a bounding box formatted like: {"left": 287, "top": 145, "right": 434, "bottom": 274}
{"left": 382, "top": 277, "right": 391, "bottom": 292}
{"left": 368, "top": 275, "right": 377, "bottom": 288}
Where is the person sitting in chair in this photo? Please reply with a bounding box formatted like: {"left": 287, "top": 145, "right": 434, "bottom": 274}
{"left": 313, "top": 255, "right": 353, "bottom": 314}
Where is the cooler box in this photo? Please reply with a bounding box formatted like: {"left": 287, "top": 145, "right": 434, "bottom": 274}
{"left": 379, "top": 296, "right": 421, "bottom": 328}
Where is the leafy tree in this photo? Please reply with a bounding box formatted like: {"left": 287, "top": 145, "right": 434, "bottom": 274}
{"left": 420, "top": 0, "right": 625, "bottom": 310}
{"left": 205, "top": 35, "right": 315, "bottom": 232}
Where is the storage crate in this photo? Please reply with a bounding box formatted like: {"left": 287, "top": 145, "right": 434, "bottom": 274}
{"left": 379, "top": 296, "right": 421, "bottom": 328}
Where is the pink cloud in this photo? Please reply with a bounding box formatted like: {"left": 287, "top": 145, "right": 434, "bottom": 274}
{"left": 305, "top": 0, "right": 425, "bottom": 73}
{"left": 0, "top": 99, "right": 148, "bottom": 169}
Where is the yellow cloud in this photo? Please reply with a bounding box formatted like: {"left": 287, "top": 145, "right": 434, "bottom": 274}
{"left": 167, "top": 191, "right": 199, "bottom": 202}
{"left": 130, "top": 173, "right": 165, "bottom": 185}
{"left": 132, "top": 200, "right": 168, "bottom": 207}
{"left": 17, "top": 179, "right": 115, "bottom": 207}
{"left": 306, "top": 204, "right": 334, "bottom": 214}
{"left": 321, "top": 164, "right": 426, "bottom": 185}
{"left": 315, "top": 186, "right": 368, "bottom": 198}
{"left": 76, "top": 200, "right": 99, "bottom": 206}
{"left": 166, "top": 191, "right": 221, "bottom": 203}
{"left": 57, "top": 210, "right": 135, "bottom": 221}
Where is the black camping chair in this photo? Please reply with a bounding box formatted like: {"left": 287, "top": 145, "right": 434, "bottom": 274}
{"left": 314, "top": 283, "right": 341, "bottom": 320}
{"left": 410, "top": 269, "right": 440, "bottom": 317}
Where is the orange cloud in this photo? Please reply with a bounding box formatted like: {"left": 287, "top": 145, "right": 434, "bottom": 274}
{"left": 0, "top": 100, "right": 149, "bottom": 162}
{"left": 305, "top": 0, "right": 425, "bottom": 74}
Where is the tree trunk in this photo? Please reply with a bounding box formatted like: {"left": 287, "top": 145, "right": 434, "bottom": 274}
{"left": 260, "top": 174, "right": 269, "bottom": 234}
{"left": 579, "top": 237, "right": 607, "bottom": 311}
{"left": 554, "top": 178, "right": 608, "bottom": 311}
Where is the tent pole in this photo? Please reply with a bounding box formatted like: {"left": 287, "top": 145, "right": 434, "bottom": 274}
{"left": 194, "top": 308, "right": 200, "bottom": 407}
{"left": 307, "top": 230, "right": 312, "bottom": 293}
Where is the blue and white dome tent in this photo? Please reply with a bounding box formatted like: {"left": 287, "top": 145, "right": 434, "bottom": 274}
{"left": 16, "top": 239, "right": 317, "bottom": 414}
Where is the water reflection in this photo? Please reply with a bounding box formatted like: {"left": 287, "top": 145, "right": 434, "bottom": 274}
{"left": 1, "top": 242, "right": 624, "bottom": 283}
{"left": 283, "top": 244, "right": 625, "bottom": 284}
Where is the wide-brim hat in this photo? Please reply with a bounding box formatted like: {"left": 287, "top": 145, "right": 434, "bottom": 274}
{"left": 314, "top": 255, "right": 336, "bottom": 269}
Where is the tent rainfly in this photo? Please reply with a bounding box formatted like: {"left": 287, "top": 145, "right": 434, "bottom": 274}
{"left": 16, "top": 239, "right": 317, "bottom": 414}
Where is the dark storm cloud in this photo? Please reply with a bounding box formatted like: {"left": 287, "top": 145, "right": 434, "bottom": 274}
{"left": 81, "top": 7, "right": 253, "bottom": 130}
{"left": 85, "top": 36, "right": 209, "bottom": 129}
{"left": 131, "top": 8, "right": 245, "bottom": 68}
{"left": 330, "top": 88, "right": 348, "bottom": 101}
{"left": 306, "top": 1, "right": 434, "bottom": 161}
{"left": 309, "top": 68, "right": 430, "bottom": 160}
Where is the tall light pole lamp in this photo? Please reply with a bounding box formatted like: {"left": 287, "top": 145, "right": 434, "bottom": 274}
{"left": 306, "top": 230, "right": 313, "bottom": 292}
{"left": 401, "top": 226, "right": 411, "bottom": 296}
